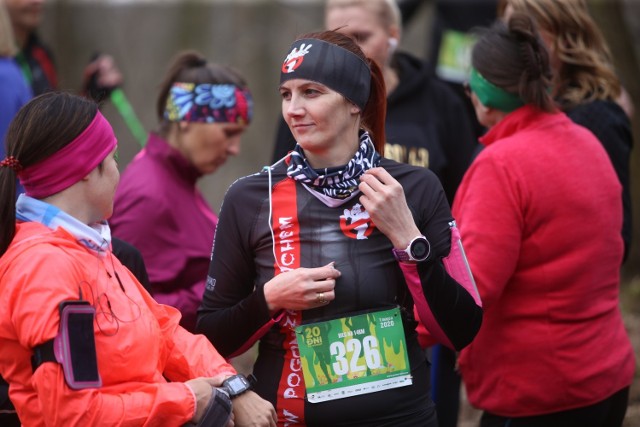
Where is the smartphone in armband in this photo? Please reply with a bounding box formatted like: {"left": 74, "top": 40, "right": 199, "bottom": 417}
{"left": 54, "top": 301, "right": 102, "bottom": 390}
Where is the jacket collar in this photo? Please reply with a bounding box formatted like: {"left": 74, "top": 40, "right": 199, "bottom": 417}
{"left": 145, "top": 132, "right": 203, "bottom": 184}
{"left": 479, "top": 104, "right": 565, "bottom": 147}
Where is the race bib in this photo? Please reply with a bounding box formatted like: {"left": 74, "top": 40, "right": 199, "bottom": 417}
{"left": 295, "top": 307, "right": 411, "bottom": 403}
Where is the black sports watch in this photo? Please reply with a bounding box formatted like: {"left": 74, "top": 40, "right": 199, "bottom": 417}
{"left": 221, "top": 374, "right": 255, "bottom": 399}
{"left": 392, "top": 235, "right": 431, "bottom": 263}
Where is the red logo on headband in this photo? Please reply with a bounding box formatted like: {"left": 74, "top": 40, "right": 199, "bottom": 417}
{"left": 282, "top": 43, "right": 313, "bottom": 74}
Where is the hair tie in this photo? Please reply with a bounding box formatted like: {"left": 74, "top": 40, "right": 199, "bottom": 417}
{"left": 0, "top": 156, "right": 23, "bottom": 172}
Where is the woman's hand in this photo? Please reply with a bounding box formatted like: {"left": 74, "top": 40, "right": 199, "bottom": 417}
{"left": 358, "top": 167, "right": 421, "bottom": 250}
{"left": 231, "top": 391, "right": 277, "bottom": 427}
{"left": 263, "top": 263, "right": 341, "bottom": 313}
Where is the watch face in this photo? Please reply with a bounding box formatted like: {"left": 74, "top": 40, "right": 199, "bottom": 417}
{"left": 227, "top": 376, "right": 247, "bottom": 393}
{"left": 410, "top": 239, "right": 429, "bottom": 260}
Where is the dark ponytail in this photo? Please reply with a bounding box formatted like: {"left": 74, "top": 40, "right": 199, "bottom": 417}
{"left": 472, "top": 13, "right": 556, "bottom": 113}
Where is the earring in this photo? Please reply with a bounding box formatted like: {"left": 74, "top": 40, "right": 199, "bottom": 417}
{"left": 388, "top": 38, "right": 398, "bottom": 51}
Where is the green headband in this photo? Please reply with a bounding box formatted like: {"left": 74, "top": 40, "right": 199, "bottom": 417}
{"left": 469, "top": 67, "right": 524, "bottom": 112}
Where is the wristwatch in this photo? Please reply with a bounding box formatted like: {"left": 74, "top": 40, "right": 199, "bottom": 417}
{"left": 221, "top": 374, "right": 255, "bottom": 399}
{"left": 392, "top": 235, "right": 431, "bottom": 263}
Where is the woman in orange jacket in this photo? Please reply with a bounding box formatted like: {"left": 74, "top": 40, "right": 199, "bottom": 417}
{"left": 0, "top": 92, "right": 276, "bottom": 426}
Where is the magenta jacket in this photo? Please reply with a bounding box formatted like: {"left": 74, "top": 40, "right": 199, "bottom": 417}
{"left": 453, "top": 105, "right": 635, "bottom": 416}
{"left": 110, "top": 133, "right": 217, "bottom": 332}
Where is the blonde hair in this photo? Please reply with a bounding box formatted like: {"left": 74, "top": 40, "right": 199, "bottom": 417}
{"left": 0, "top": 2, "right": 17, "bottom": 57}
{"left": 325, "top": 0, "right": 402, "bottom": 34}
{"left": 499, "top": 0, "right": 620, "bottom": 108}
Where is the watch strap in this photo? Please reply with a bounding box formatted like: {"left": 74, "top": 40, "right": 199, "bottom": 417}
{"left": 222, "top": 373, "right": 255, "bottom": 399}
{"left": 392, "top": 235, "right": 430, "bottom": 262}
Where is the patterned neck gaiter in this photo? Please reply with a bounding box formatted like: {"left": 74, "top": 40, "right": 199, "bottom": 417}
{"left": 286, "top": 131, "right": 381, "bottom": 201}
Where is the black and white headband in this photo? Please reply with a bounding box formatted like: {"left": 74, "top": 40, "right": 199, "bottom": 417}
{"left": 280, "top": 38, "right": 371, "bottom": 110}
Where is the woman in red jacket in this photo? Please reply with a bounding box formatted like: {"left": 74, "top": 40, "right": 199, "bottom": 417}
{"left": 453, "top": 13, "right": 634, "bottom": 427}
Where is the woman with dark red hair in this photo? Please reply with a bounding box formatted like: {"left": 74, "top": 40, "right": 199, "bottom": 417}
{"left": 197, "top": 30, "right": 483, "bottom": 427}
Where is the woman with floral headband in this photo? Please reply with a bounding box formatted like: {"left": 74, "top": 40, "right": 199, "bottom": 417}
{"left": 110, "top": 50, "right": 253, "bottom": 332}
{"left": 0, "top": 92, "right": 276, "bottom": 426}
{"left": 197, "top": 30, "right": 483, "bottom": 426}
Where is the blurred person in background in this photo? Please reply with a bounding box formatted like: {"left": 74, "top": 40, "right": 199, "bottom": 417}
{"left": 498, "top": 0, "right": 634, "bottom": 263}
{"left": 397, "top": 0, "right": 499, "bottom": 138}
{"left": 1, "top": 1, "right": 31, "bottom": 156}
{"left": 5, "top": 0, "right": 122, "bottom": 99}
{"left": 110, "top": 50, "right": 253, "bottom": 333}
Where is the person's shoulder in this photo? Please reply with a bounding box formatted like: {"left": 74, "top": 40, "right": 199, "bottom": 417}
{"left": 111, "top": 237, "right": 149, "bottom": 287}
{"left": 565, "top": 100, "right": 631, "bottom": 150}
{"left": 381, "top": 158, "right": 440, "bottom": 183}
{"left": 112, "top": 167, "right": 174, "bottom": 226}
{"left": 380, "top": 158, "right": 448, "bottom": 208}
{"left": 0, "top": 59, "right": 30, "bottom": 92}
{"left": 568, "top": 99, "right": 629, "bottom": 127}
{"left": 381, "top": 157, "right": 434, "bottom": 173}
{"left": 394, "top": 51, "right": 424, "bottom": 73}
{"left": 394, "top": 52, "right": 465, "bottom": 103}
{"left": 394, "top": 52, "right": 445, "bottom": 87}
{"left": 115, "top": 171, "right": 165, "bottom": 206}
{"left": 0, "top": 58, "right": 21, "bottom": 76}
{"left": 112, "top": 237, "right": 142, "bottom": 259}
{"left": 240, "top": 160, "right": 288, "bottom": 185}
{"left": 0, "top": 226, "right": 95, "bottom": 304}
{"left": 116, "top": 153, "right": 170, "bottom": 198}
{"left": 1, "top": 223, "right": 79, "bottom": 270}
{"left": 119, "top": 148, "right": 166, "bottom": 176}
{"left": 421, "top": 74, "right": 467, "bottom": 109}
{"left": 223, "top": 164, "right": 287, "bottom": 204}
{"left": 394, "top": 52, "right": 432, "bottom": 88}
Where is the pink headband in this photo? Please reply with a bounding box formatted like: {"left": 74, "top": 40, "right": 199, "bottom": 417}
{"left": 19, "top": 110, "right": 117, "bottom": 198}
